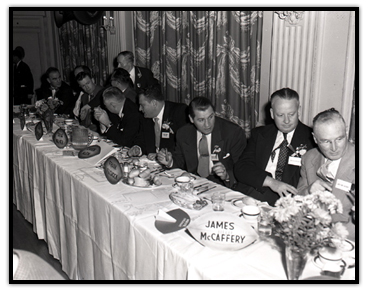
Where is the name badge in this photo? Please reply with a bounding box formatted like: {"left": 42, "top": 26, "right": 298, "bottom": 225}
{"left": 211, "top": 154, "right": 219, "bottom": 162}
{"left": 162, "top": 132, "right": 170, "bottom": 139}
{"left": 335, "top": 179, "right": 352, "bottom": 192}
{"left": 288, "top": 156, "right": 301, "bottom": 166}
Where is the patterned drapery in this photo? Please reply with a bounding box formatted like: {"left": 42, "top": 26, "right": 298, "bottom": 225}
{"left": 57, "top": 18, "right": 109, "bottom": 88}
{"left": 134, "top": 11, "right": 263, "bottom": 137}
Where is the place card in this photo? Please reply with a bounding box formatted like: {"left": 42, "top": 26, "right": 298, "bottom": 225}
{"left": 52, "top": 128, "right": 68, "bottom": 149}
{"left": 155, "top": 209, "right": 190, "bottom": 234}
{"left": 155, "top": 209, "right": 177, "bottom": 223}
{"left": 103, "top": 156, "right": 123, "bottom": 184}
{"left": 35, "top": 122, "right": 43, "bottom": 141}
{"left": 78, "top": 145, "right": 101, "bottom": 159}
{"left": 20, "top": 116, "right": 25, "bottom": 130}
{"left": 187, "top": 212, "right": 258, "bottom": 251}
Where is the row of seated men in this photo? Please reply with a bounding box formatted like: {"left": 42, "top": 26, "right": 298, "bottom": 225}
{"left": 32, "top": 51, "right": 355, "bottom": 242}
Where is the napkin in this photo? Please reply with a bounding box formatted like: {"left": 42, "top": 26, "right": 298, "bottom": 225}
{"left": 155, "top": 209, "right": 177, "bottom": 223}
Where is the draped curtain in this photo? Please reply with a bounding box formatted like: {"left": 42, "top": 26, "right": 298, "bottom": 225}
{"left": 57, "top": 18, "right": 109, "bottom": 87}
{"left": 134, "top": 11, "right": 263, "bottom": 137}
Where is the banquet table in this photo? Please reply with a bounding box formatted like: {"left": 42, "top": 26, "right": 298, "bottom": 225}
{"left": 12, "top": 117, "right": 356, "bottom": 281}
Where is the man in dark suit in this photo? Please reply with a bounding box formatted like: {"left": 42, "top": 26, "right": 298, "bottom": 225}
{"left": 135, "top": 85, "right": 189, "bottom": 156}
{"left": 116, "top": 51, "right": 159, "bottom": 93}
{"left": 93, "top": 87, "right": 140, "bottom": 148}
{"left": 75, "top": 71, "right": 104, "bottom": 131}
{"left": 234, "top": 88, "right": 316, "bottom": 206}
{"left": 36, "top": 67, "right": 76, "bottom": 117}
{"left": 109, "top": 68, "right": 137, "bottom": 104}
{"left": 298, "top": 108, "right": 355, "bottom": 241}
{"left": 158, "top": 97, "right": 247, "bottom": 188}
{"left": 13, "top": 49, "right": 34, "bottom": 105}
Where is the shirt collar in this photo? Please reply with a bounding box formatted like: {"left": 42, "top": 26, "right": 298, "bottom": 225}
{"left": 118, "top": 99, "right": 126, "bottom": 118}
{"left": 155, "top": 103, "right": 165, "bottom": 123}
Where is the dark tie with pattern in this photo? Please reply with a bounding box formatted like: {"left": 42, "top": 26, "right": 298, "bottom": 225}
{"left": 197, "top": 134, "right": 210, "bottom": 177}
{"left": 153, "top": 117, "right": 161, "bottom": 150}
{"left": 275, "top": 133, "right": 288, "bottom": 181}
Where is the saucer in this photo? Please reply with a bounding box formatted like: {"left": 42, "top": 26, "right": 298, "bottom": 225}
{"left": 313, "top": 255, "right": 346, "bottom": 270}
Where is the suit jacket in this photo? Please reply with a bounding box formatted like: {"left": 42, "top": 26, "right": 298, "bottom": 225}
{"left": 37, "top": 81, "right": 76, "bottom": 117}
{"left": 133, "top": 66, "right": 159, "bottom": 92}
{"left": 135, "top": 101, "right": 189, "bottom": 154}
{"left": 297, "top": 143, "right": 355, "bottom": 241}
{"left": 172, "top": 117, "right": 247, "bottom": 188}
{"left": 13, "top": 61, "right": 34, "bottom": 105}
{"left": 105, "top": 98, "right": 141, "bottom": 148}
{"left": 234, "top": 121, "right": 315, "bottom": 206}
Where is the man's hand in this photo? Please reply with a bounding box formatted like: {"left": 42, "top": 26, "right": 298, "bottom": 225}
{"left": 157, "top": 148, "right": 173, "bottom": 167}
{"left": 212, "top": 162, "right": 229, "bottom": 181}
{"left": 263, "top": 176, "right": 298, "bottom": 197}
{"left": 80, "top": 104, "right": 91, "bottom": 120}
{"left": 93, "top": 106, "right": 110, "bottom": 127}
{"left": 147, "top": 153, "right": 157, "bottom": 161}
{"left": 308, "top": 179, "right": 333, "bottom": 194}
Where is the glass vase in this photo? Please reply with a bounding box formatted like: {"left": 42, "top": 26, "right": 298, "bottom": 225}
{"left": 285, "top": 246, "right": 308, "bottom": 280}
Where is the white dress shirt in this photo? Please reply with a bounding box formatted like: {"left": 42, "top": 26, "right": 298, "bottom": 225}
{"left": 129, "top": 67, "right": 135, "bottom": 85}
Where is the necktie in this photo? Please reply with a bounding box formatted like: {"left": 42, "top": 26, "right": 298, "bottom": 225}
{"left": 317, "top": 159, "right": 334, "bottom": 184}
{"left": 153, "top": 117, "right": 161, "bottom": 150}
{"left": 275, "top": 133, "right": 288, "bottom": 181}
{"left": 197, "top": 134, "right": 210, "bottom": 177}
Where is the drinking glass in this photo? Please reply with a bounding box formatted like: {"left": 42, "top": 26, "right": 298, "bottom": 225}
{"left": 212, "top": 192, "right": 225, "bottom": 211}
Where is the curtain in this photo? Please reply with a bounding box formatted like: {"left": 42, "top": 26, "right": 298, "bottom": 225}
{"left": 58, "top": 17, "right": 109, "bottom": 87}
{"left": 134, "top": 11, "right": 263, "bottom": 137}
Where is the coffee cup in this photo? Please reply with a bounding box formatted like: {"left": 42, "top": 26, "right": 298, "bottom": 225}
{"left": 318, "top": 247, "right": 345, "bottom": 276}
{"left": 173, "top": 176, "right": 193, "bottom": 193}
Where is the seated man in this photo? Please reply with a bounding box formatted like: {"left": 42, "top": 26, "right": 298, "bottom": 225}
{"left": 36, "top": 67, "right": 75, "bottom": 117}
{"left": 72, "top": 65, "right": 93, "bottom": 116}
{"left": 157, "top": 97, "right": 247, "bottom": 188}
{"left": 134, "top": 85, "right": 189, "bottom": 156}
{"left": 116, "top": 51, "right": 159, "bottom": 93}
{"left": 93, "top": 87, "right": 140, "bottom": 148}
{"left": 297, "top": 108, "right": 355, "bottom": 241}
{"left": 109, "top": 68, "right": 136, "bottom": 104}
{"left": 234, "top": 88, "right": 316, "bottom": 206}
{"left": 75, "top": 71, "right": 104, "bottom": 131}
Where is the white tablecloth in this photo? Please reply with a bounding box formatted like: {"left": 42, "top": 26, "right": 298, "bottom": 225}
{"left": 12, "top": 119, "right": 355, "bottom": 280}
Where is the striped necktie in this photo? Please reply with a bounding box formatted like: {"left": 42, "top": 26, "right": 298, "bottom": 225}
{"left": 153, "top": 117, "right": 160, "bottom": 150}
{"left": 275, "top": 133, "right": 288, "bottom": 181}
{"left": 197, "top": 134, "right": 210, "bottom": 177}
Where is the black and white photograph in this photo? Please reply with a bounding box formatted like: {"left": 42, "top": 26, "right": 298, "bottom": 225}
{"left": 8, "top": 1, "right": 361, "bottom": 286}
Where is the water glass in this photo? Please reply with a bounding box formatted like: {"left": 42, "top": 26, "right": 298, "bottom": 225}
{"left": 212, "top": 192, "right": 226, "bottom": 211}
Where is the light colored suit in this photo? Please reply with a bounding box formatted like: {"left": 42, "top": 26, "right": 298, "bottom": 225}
{"left": 297, "top": 142, "right": 355, "bottom": 241}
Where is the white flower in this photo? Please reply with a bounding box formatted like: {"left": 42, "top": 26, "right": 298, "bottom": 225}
{"left": 299, "top": 149, "right": 307, "bottom": 155}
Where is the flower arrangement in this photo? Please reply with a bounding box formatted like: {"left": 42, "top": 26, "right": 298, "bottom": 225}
{"left": 269, "top": 191, "right": 349, "bottom": 254}
{"left": 162, "top": 120, "right": 174, "bottom": 134}
{"left": 35, "top": 97, "right": 63, "bottom": 114}
{"left": 289, "top": 144, "right": 308, "bottom": 157}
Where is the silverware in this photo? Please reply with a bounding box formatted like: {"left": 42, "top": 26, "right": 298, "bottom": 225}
{"left": 194, "top": 183, "right": 209, "bottom": 189}
{"left": 197, "top": 185, "right": 217, "bottom": 195}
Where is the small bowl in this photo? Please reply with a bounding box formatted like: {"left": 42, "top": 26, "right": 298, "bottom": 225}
{"left": 65, "top": 119, "right": 74, "bottom": 125}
